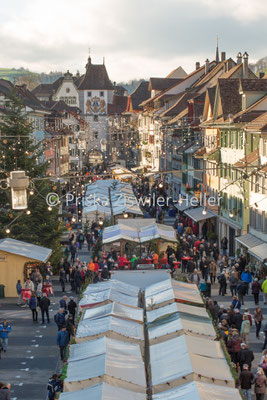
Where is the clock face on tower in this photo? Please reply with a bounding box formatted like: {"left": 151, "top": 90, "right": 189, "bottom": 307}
{"left": 86, "top": 96, "right": 106, "bottom": 115}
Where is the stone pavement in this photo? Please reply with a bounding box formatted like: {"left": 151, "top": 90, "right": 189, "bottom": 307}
{"left": 0, "top": 278, "right": 78, "bottom": 400}
{"left": 211, "top": 282, "right": 266, "bottom": 399}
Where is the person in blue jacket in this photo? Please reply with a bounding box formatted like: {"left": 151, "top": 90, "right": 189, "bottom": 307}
{"left": 0, "top": 320, "right": 11, "bottom": 352}
{"left": 241, "top": 267, "right": 252, "bottom": 295}
{"left": 29, "top": 292, "right": 38, "bottom": 323}
{"left": 54, "top": 308, "right": 67, "bottom": 331}
{"left": 56, "top": 326, "right": 69, "bottom": 361}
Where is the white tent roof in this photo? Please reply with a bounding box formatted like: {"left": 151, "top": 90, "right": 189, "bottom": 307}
{"left": 0, "top": 238, "right": 52, "bottom": 262}
{"left": 147, "top": 302, "right": 211, "bottom": 324}
{"left": 235, "top": 233, "right": 263, "bottom": 249}
{"left": 65, "top": 337, "right": 146, "bottom": 391}
{"left": 79, "top": 280, "right": 140, "bottom": 308}
{"left": 83, "top": 179, "right": 142, "bottom": 217}
{"left": 82, "top": 302, "right": 143, "bottom": 323}
{"left": 76, "top": 315, "right": 144, "bottom": 341}
{"left": 60, "top": 383, "right": 146, "bottom": 400}
{"left": 248, "top": 243, "right": 267, "bottom": 262}
{"left": 103, "top": 219, "right": 177, "bottom": 244}
{"left": 171, "top": 280, "right": 203, "bottom": 304}
{"left": 150, "top": 336, "right": 234, "bottom": 387}
{"left": 152, "top": 381, "right": 242, "bottom": 400}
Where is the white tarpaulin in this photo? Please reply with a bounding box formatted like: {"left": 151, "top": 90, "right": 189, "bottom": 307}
{"left": 147, "top": 302, "right": 210, "bottom": 325}
{"left": 152, "top": 381, "right": 242, "bottom": 400}
{"left": 83, "top": 180, "right": 143, "bottom": 219}
{"left": 150, "top": 336, "right": 234, "bottom": 388}
{"left": 171, "top": 280, "right": 203, "bottom": 305}
{"left": 65, "top": 337, "right": 146, "bottom": 392}
{"left": 76, "top": 315, "right": 144, "bottom": 342}
{"left": 79, "top": 280, "right": 140, "bottom": 308}
{"left": 60, "top": 383, "right": 146, "bottom": 400}
{"left": 82, "top": 302, "right": 143, "bottom": 323}
{"left": 145, "top": 279, "right": 174, "bottom": 308}
{"left": 103, "top": 219, "right": 177, "bottom": 244}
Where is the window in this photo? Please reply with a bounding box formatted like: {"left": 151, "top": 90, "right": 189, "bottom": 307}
{"left": 100, "top": 91, "right": 104, "bottom": 97}
{"left": 94, "top": 131, "right": 98, "bottom": 139}
{"left": 94, "top": 115, "right": 98, "bottom": 122}
{"left": 87, "top": 91, "right": 91, "bottom": 97}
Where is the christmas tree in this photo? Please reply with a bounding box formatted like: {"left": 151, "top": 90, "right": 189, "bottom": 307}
{"left": 0, "top": 90, "right": 63, "bottom": 264}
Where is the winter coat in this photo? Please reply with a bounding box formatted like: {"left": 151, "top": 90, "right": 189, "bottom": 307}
{"left": 252, "top": 281, "right": 261, "bottom": 294}
{"left": 241, "top": 271, "right": 252, "bottom": 284}
{"left": 262, "top": 280, "right": 267, "bottom": 293}
{"left": 233, "top": 314, "right": 243, "bottom": 331}
{"left": 54, "top": 312, "right": 66, "bottom": 327}
{"left": 241, "top": 319, "right": 251, "bottom": 335}
{"left": 254, "top": 310, "right": 263, "bottom": 323}
{"left": 0, "top": 322, "right": 11, "bottom": 339}
{"left": 68, "top": 300, "right": 77, "bottom": 315}
{"left": 0, "top": 387, "right": 11, "bottom": 400}
{"left": 56, "top": 330, "right": 69, "bottom": 347}
{"left": 40, "top": 296, "right": 50, "bottom": 311}
{"left": 238, "top": 348, "right": 254, "bottom": 366}
{"left": 29, "top": 296, "right": 37, "bottom": 310}
{"left": 16, "top": 282, "right": 22, "bottom": 295}
{"left": 254, "top": 374, "right": 267, "bottom": 394}
{"left": 228, "top": 335, "right": 242, "bottom": 353}
{"left": 59, "top": 299, "right": 67, "bottom": 309}
{"left": 239, "top": 370, "right": 254, "bottom": 389}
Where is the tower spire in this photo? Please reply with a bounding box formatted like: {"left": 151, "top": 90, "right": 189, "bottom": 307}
{"left": 215, "top": 35, "right": 219, "bottom": 63}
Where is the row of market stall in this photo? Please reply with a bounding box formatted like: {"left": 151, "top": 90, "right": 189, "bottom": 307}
{"left": 60, "top": 274, "right": 242, "bottom": 399}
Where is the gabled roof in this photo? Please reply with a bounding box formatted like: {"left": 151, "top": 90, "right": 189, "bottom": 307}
{"left": 240, "top": 79, "right": 267, "bottom": 92}
{"left": 0, "top": 79, "right": 14, "bottom": 96}
{"left": 244, "top": 111, "right": 267, "bottom": 132}
{"left": 15, "top": 85, "right": 48, "bottom": 112}
{"left": 207, "top": 86, "right": 216, "bottom": 111}
{"left": 0, "top": 238, "right": 52, "bottom": 262}
{"left": 78, "top": 57, "right": 113, "bottom": 90}
{"left": 166, "top": 66, "right": 187, "bottom": 79}
{"left": 149, "top": 78, "right": 183, "bottom": 92}
{"left": 127, "top": 81, "right": 150, "bottom": 111}
{"left": 32, "top": 77, "right": 64, "bottom": 98}
{"left": 234, "top": 149, "right": 259, "bottom": 168}
{"left": 217, "top": 79, "right": 242, "bottom": 120}
{"left": 108, "top": 95, "right": 128, "bottom": 115}
{"left": 161, "top": 92, "right": 192, "bottom": 117}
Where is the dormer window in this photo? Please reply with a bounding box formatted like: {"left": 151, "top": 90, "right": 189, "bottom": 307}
{"left": 100, "top": 91, "right": 104, "bottom": 97}
{"left": 87, "top": 91, "right": 91, "bottom": 97}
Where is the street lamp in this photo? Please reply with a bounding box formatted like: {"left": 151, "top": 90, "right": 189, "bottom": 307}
{"left": 202, "top": 207, "right": 207, "bottom": 216}
{"left": 8, "top": 171, "right": 29, "bottom": 210}
{"left": 123, "top": 211, "right": 129, "bottom": 219}
{"left": 99, "top": 218, "right": 104, "bottom": 226}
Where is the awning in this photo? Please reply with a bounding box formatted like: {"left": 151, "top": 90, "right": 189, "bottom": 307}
{"left": 152, "top": 381, "right": 242, "bottom": 400}
{"left": 184, "top": 145, "right": 201, "bottom": 154}
{"left": 248, "top": 243, "right": 267, "bottom": 262}
{"left": 184, "top": 207, "right": 218, "bottom": 222}
{"left": 235, "top": 233, "right": 263, "bottom": 249}
{"left": 175, "top": 200, "right": 191, "bottom": 212}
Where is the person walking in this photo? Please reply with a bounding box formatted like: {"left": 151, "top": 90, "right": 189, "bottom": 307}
{"left": 254, "top": 367, "right": 267, "bottom": 400}
{"left": 59, "top": 296, "right": 68, "bottom": 311}
{"left": 54, "top": 308, "right": 67, "bottom": 331}
{"left": 16, "top": 280, "right": 22, "bottom": 306}
{"left": 241, "top": 267, "right": 252, "bottom": 295}
{"left": 36, "top": 280, "right": 43, "bottom": 304}
{"left": 56, "top": 326, "right": 69, "bottom": 362}
{"left": 0, "top": 321, "right": 11, "bottom": 352}
{"left": 241, "top": 315, "right": 251, "bottom": 345}
{"left": 254, "top": 307, "right": 264, "bottom": 340}
{"left": 40, "top": 293, "right": 51, "bottom": 324}
{"left": 67, "top": 297, "right": 77, "bottom": 321}
{"left": 252, "top": 278, "right": 261, "bottom": 305}
{"left": 221, "top": 236, "right": 228, "bottom": 256}
{"left": 218, "top": 270, "right": 227, "bottom": 296}
{"left": 237, "top": 280, "right": 246, "bottom": 305}
{"left": 238, "top": 343, "right": 255, "bottom": 371}
{"left": 239, "top": 364, "right": 255, "bottom": 400}
{"left": 262, "top": 277, "right": 267, "bottom": 304}
{"left": 59, "top": 268, "right": 66, "bottom": 293}
{"left": 229, "top": 272, "right": 238, "bottom": 296}
{"left": 29, "top": 292, "right": 38, "bottom": 323}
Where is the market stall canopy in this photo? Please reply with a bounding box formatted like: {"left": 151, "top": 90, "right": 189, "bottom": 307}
{"left": 184, "top": 207, "right": 218, "bottom": 222}
{"left": 60, "top": 383, "right": 146, "bottom": 400}
{"left": 65, "top": 336, "right": 146, "bottom": 393}
{"left": 150, "top": 336, "right": 234, "bottom": 390}
{"left": 0, "top": 238, "right": 52, "bottom": 262}
{"left": 103, "top": 218, "right": 177, "bottom": 244}
{"left": 152, "top": 381, "right": 242, "bottom": 400}
{"left": 79, "top": 280, "right": 140, "bottom": 308}
{"left": 81, "top": 302, "right": 143, "bottom": 323}
{"left": 75, "top": 315, "right": 144, "bottom": 342}
{"left": 110, "top": 164, "right": 134, "bottom": 180}
{"left": 83, "top": 179, "right": 142, "bottom": 218}
{"left": 171, "top": 280, "right": 203, "bottom": 304}
{"left": 248, "top": 242, "right": 267, "bottom": 262}
{"left": 235, "top": 233, "right": 263, "bottom": 249}
{"left": 147, "top": 302, "right": 211, "bottom": 325}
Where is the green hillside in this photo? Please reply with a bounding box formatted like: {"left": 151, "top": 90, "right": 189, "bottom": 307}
{"left": 0, "top": 68, "right": 39, "bottom": 82}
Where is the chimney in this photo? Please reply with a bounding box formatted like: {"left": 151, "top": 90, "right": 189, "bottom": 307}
{"left": 205, "top": 59, "right": 210, "bottom": 74}
{"left": 259, "top": 72, "right": 265, "bottom": 79}
{"left": 237, "top": 52, "right": 242, "bottom": 65}
{"left": 221, "top": 52, "right": 226, "bottom": 62}
{"left": 243, "top": 52, "right": 249, "bottom": 78}
{"left": 195, "top": 62, "right": 200, "bottom": 70}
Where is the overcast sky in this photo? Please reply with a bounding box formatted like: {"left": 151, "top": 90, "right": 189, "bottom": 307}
{"left": 1, "top": 0, "right": 267, "bottom": 81}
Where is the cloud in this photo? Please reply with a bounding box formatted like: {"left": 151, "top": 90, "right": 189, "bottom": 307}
{"left": 0, "top": 0, "right": 266, "bottom": 81}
